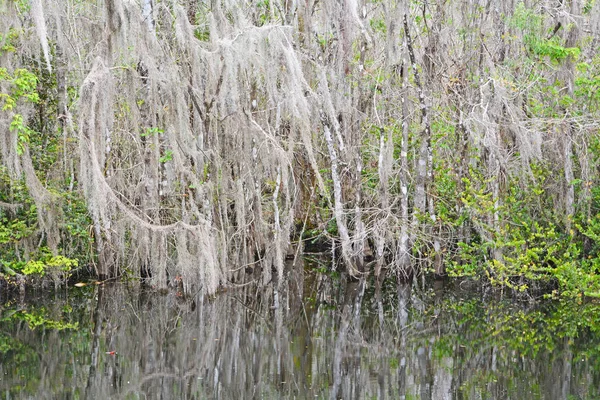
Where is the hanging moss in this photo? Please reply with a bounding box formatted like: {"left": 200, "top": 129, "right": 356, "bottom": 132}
{"left": 0, "top": 0, "right": 599, "bottom": 297}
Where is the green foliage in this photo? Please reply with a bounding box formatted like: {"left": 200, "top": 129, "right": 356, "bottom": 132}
{"left": 511, "top": 3, "right": 580, "bottom": 63}
{"left": 0, "top": 208, "right": 36, "bottom": 245}
{"left": 1, "top": 303, "right": 79, "bottom": 331}
{"left": 22, "top": 251, "right": 78, "bottom": 277}
{"left": 192, "top": 3, "right": 211, "bottom": 41}
{"left": 448, "top": 161, "right": 600, "bottom": 298}
{"left": 9, "top": 114, "right": 35, "bottom": 155}
{"left": 423, "top": 296, "right": 600, "bottom": 400}
{"left": 159, "top": 149, "right": 173, "bottom": 163}
{"left": 369, "top": 18, "right": 387, "bottom": 35}
{"left": 255, "top": 0, "right": 273, "bottom": 26}
{"left": 12, "top": 0, "right": 31, "bottom": 14}
{"left": 0, "top": 68, "right": 40, "bottom": 109}
{"left": 0, "top": 244, "right": 78, "bottom": 280}
{"left": 0, "top": 27, "right": 20, "bottom": 53}
{"left": 141, "top": 126, "right": 164, "bottom": 137}
{"left": 0, "top": 169, "right": 37, "bottom": 276}
{"left": 530, "top": 37, "right": 580, "bottom": 62}
{"left": 574, "top": 57, "right": 600, "bottom": 112}
{"left": 0, "top": 67, "right": 40, "bottom": 155}
{"left": 0, "top": 163, "right": 91, "bottom": 282}
{"left": 317, "top": 32, "right": 334, "bottom": 51}
{"left": 61, "top": 191, "right": 94, "bottom": 263}
{"left": 11, "top": 309, "right": 79, "bottom": 330}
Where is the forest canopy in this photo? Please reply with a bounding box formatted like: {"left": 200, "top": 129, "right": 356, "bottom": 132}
{"left": 0, "top": 0, "right": 599, "bottom": 297}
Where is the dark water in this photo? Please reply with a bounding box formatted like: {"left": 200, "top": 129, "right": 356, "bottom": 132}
{"left": 1, "top": 267, "right": 600, "bottom": 399}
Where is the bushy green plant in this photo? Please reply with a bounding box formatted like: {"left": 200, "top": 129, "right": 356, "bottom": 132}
{"left": 448, "top": 161, "right": 600, "bottom": 297}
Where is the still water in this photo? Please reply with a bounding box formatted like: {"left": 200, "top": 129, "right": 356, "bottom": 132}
{"left": 1, "top": 267, "right": 600, "bottom": 399}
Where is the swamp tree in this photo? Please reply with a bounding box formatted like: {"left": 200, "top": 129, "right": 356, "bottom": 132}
{"left": 0, "top": 0, "right": 599, "bottom": 296}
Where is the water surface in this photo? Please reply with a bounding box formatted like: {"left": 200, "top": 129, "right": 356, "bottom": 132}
{"left": 1, "top": 269, "right": 600, "bottom": 399}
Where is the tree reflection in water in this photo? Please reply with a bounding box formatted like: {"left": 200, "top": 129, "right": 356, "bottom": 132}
{"left": 1, "top": 263, "right": 600, "bottom": 399}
